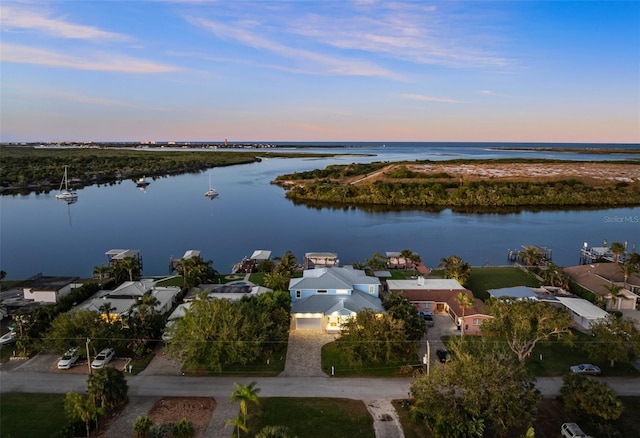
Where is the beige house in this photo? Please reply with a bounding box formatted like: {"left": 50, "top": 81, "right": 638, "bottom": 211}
{"left": 386, "top": 277, "right": 490, "bottom": 335}
{"left": 563, "top": 263, "right": 639, "bottom": 311}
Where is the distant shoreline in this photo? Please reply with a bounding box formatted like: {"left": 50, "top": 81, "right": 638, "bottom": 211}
{"left": 491, "top": 147, "right": 640, "bottom": 154}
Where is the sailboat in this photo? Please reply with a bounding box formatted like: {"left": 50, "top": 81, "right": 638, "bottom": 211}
{"left": 55, "top": 166, "right": 78, "bottom": 203}
{"left": 204, "top": 173, "right": 219, "bottom": 198}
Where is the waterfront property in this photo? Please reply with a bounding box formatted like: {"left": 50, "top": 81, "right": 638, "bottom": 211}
{"left": 563, "top": 263, "right": 640, "bottom": 309}
{"left": 288, "top": 267, "right": 383, "bottom": 332}
{"left": 386, "top": 277, "right": 490, "bottom": 335}
{"left": 20, "top": 275, "right": 79, "bottom": 304}
{"left": 78, "top": 279, "right": 180, "bottom": 319}
{"left": 232, "top": 249, "right": 272, "bottom": 273}
{"left": 303, "top": 252, "right": 339, "bottom": 269}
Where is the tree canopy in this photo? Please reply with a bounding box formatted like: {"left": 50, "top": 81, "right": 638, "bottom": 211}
{"left": 481, "top": 297, "right": 574, "bottom": 362}
{"left": 410, "top": 337, "right": 540, "bottom": 438}
{"left": 585, "top": 315, "right": 640, "bottom": 367}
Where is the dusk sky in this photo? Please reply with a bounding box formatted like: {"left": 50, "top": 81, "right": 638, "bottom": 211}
{"left": 1, "top": 0, "right": 639, "bottom": 144}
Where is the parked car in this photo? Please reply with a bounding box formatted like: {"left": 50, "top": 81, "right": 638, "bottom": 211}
{"left": 0, "top": 331, "right": 17, "bottom": 346}
{"left": 436, "top": 349, "right": 450, "bottom": 363}
{"left": 57, "top": 347, "right": 80, "bottom": 369}
{"left": 162, "top": 320, "right": 176, "bottom": 343}
{"left": 569, "top": 363, "right": 601, "bottom": 375}
{"left": 420, "top": 311, "right": 435, "bottom": 327}
{"left": 91, "top": 348, "right": 115, "bottom": 369}
{"left": 561, "top": 422, "right": 593, "bottom": 438}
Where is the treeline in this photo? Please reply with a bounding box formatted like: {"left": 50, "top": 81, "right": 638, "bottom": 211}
{"left": 279, "top": 178, "right": 640, "bottom": 208}
{"left": 0, "top": 146, "right": 336, "bottom": 194}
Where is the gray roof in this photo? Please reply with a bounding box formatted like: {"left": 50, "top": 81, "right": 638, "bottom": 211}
{"left": 289, "top": 267, "right": 380, "bottom": 290}
{"left": 250, "top": 250, "right": 272, "bottom": 260}
{"left": 291, "top": 289, "right": 384, "bottom": 315}
{"left": 488, "top": 286, "right": 537, "bottom": 299}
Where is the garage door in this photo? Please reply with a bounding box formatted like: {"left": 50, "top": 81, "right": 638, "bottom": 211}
{"left": 295, "top": 317, "right": 322, "bottom": 330}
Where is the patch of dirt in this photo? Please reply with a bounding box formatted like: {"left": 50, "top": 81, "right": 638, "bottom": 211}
{"left": 148, "top": 397, "right": 216, "bottom": 438}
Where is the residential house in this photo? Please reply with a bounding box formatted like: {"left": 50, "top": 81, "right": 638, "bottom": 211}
{"left": 288, "top": 267, "right": 383, "bottom": 332}
{"left": 21, "top": 276, "right": 80, "bottom": 304}
{"left": 386, "top": 277, "right": 490, "bottom": 335}
{"left": 79, "top": 279, "right": 180, "bottom": 320}
{"left": 563, "top": 263, "right": 639, "bottom": 310}
{"left": 303, "top": 252, "right": 339, "bottom": 269}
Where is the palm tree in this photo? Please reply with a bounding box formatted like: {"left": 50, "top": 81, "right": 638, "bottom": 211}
{"left": 456, "top": 292, "right": 474, "bottom": 336}
{"left": 610, "top": 241, "right": 626, "bottom": 262}
{"left": 225, "top": 415, "right": 248, "bottom": 438}
{"left": 620, "top": 261, "right": 638, "bottom": 289}
{"left": 517, "top": 247, "right": 542, "bottom": 267}
{"left": 120, "top": 257, "right": 141, "bottom": 281}
{"left": 92, "top": 264, "right": 109, "bottom": 286}
{"left": 230, "top": 381, "right": 261, "bottom": 427}
{"left": 439, "top": 255, "right": 472, "bottom": 284}
{"left": 87, "top": 366, "right": 129, "bottom": 412}
{"left": 604, "top": 283, "right": 627, "bottom": 310}
{"left": 275, "top": 251, "right": 297, "bottom": 276}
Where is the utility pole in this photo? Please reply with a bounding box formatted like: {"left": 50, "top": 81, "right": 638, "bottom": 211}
{"left": 86, "top": 337, "right": 92, "bottom": 375}
{"left": 423, "top": 340, "right": 431, "bottom": 376}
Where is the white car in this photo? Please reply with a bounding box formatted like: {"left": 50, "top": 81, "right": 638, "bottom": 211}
{"left": 0, "top": 331, "right": 17, "bottom": 346}
{"left": 91, "top": 348, "right": 115, "bottom": 369}
{"left": 57, "top": 347, "right": 80, "bottom": 369}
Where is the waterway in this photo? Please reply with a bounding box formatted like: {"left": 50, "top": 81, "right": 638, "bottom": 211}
{"left": 1, "top": 143, "right": 638, "bottom": 280}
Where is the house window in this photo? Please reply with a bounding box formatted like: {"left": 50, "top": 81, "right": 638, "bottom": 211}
{"left": 295, "top": 290, "right": 301, "bottom": 299}
{"left": 369, "top": 285, "right": 375, "bottom": 294}
{"left": 422, "top": 303, "right": 431, "bottom": 309}
{"left": 473, "top": 318, "right": 482, "bottom": 326}
{"left": 317, "top": 289, "right": 327, "bottom": 294}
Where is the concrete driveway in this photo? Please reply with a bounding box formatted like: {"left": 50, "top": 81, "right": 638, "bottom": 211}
{"left": 280, "top": 330, "right": 336, "bottom": 377}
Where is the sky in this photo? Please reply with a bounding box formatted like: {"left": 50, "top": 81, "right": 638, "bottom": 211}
{"left": 1, "top": 0, "right": 639, "bottom": 144}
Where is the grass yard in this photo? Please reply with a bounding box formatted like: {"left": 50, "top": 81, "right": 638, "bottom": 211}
{"left": 0, "top": 393, "right": 68, "bottom": 438}
{"left": 525, "top": 330, "right": 640, "bottom": 377}
{"left": 466, "top": 266, "right": 541, "bottom": 300}
{"left": 321, "top": 341, "right": 420, "bottom": 377}
{"left": 184, "top": 343, "right": 288, "bottom": 377}
{"left": 246, "top": 397, "right": 375, "bottom": 438}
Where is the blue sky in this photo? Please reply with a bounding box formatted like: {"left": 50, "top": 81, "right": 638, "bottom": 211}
{"left": 1, "top": 0, "right": 639, "bottom": 143}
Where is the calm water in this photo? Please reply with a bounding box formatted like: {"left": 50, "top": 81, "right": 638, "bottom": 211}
{"left": 1, "top": 143, "right": 638, "bottom": 280}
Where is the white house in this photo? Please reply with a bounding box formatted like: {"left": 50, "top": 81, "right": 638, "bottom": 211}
{"left": 21, "top": 276, "right": 79, "bottom": 304}
{"left": 555, "top": 296, "right": 609, "bottom": 331}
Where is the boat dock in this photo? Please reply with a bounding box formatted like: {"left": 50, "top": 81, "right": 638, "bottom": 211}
{"left": 507, "top": 244, "right": 552, "bottom": 262}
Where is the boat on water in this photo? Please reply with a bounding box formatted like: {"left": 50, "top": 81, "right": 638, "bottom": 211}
{"left": 136, "top": 176, "right": 150, "bottom": 187}
{"left": 55, "top": 166, "right": 78, "bottom": 203}
{"left": 204, "top": 173, "right": 219, "bottom": 198}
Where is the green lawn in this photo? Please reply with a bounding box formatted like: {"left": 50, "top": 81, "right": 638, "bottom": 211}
{"left": 0, "top": 393, "right": 68, "bottom": 438}
{"left": 246, "top": 397, "right": 375, "bottom": 438}
{"left": 184, "top": 343, "right": 288, "bottom": 377}
{"left": 321, "top": 341, "right": 419, "bottom": 377}
{"left": 466, "top": 267, "right": 541, "bottom": 300}
{"left": 525, "top": 330, "right": 640, "bottom": 377}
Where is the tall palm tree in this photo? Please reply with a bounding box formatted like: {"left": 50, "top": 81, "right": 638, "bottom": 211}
{"left": 92, "top": 264, "right": 109, "bottom": 286}
{"left": 230, "top": 381, "right": 261, "bottom": 427}
{"left": 604, "top": 283, "right": 627, "bottom": 310}
{"left": 517, "top": 247, "right": 542, "bottom": 267}
{"left": 275, "top": 251, "right": 297, "bottom": 276}
{"left": 439, "top": 255, "right": 472, "bottom": 284}
{"left": 456, "top": 292, "right": 474, "bottom": 336}
{"left": 610, "top": 241, "right": 626, "bottom": 262}
{"left": 120, "top": 257, "right": 141, "bottom": 282}
{"left": 225, "top": 415, "right": 248, "bottom": 438}
{"left": 620, "top": 261, "right": 638, "bottom": 289}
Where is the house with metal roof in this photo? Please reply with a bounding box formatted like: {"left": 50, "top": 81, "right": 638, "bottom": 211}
{"left": 21, "top": 276, "right": 80, "bottom": 304}
{"left": 288, "top": 267, "right": 382, "bottom": 332}
{"left": 555, "top": 296, "right": 609, "bottom": 330}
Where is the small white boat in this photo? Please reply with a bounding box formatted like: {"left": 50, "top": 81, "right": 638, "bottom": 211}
{"left": 55, "top": 166, "right": 78, "bottom": 203}
{"left": 205, "top": 173, "right": 219, "bottom": 198}
{"left": 136, "top": 176, "right": 150, "bottom": 187}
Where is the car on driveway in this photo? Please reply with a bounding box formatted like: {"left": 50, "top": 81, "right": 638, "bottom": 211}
{"left": 420, "top": 311, "right": 435, "bottom": 327}
{"left": 0, "top": 331, "right": 17, "bottom": 346}
{"left": 91, "top": 348, "right": 115, "bottom": 369}
{"left": 57, "top": 347, "right": 80, "bottom": 369}
{"left": 570, "top": 363, "right": 601, "bottom": 375}
{"left": 436, "top": 349, "right": 451, "bottom": 363}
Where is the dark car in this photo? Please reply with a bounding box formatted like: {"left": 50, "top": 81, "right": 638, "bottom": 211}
{"left": 420, "top": 311, "right": 435, "bottom": 327}
{"left": 436, "top": 349, "right": 450, "bottom": 363}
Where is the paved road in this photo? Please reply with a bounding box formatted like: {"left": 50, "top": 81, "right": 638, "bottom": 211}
{"left": 2, "top": 371, "right": 640, "bottom": 398}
